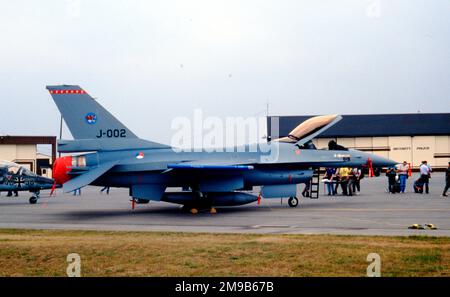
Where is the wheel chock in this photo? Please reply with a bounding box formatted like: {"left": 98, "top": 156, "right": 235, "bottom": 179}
{"left": 408, "top": 224, "right": 425, "bottom": 230}
{"left": 425, "top": 224, "right": 437, "bottom": 230}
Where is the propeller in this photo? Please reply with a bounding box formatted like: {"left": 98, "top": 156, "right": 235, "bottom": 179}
{"left": 50, "top": 181, "right": 57, "bottom": 196}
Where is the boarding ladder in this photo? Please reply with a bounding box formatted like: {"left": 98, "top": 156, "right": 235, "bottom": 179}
{"left": 309, "top": 168, "right": 320, "bottom": 199}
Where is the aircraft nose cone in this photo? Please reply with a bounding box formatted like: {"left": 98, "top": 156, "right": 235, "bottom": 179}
{"left": 52, "top": 156, "right": 72, "bottom": 185}
{"left": 369, "top": 154, "right": 398, "bottom": 168}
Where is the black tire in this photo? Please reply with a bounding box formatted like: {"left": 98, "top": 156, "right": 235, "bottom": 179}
{"left": 29, "top": 196, "right": 38, "bottom": 204}
{"left": 135, "top": 198, "right": 150, "bottom": 204}
{"left": 181, "top": 205, "right": 191, "bottom": 212}
{"left": 288, "top": 197, "right": 299, "bottom": 208}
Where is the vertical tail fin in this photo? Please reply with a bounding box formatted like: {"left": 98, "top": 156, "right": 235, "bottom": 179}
{"left": 46, "top": 85, "right": 137, "bottom": 140}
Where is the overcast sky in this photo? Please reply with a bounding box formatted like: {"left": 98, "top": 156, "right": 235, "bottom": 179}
{"left": 0, "top": 0, "right": 449, "bottom": 149}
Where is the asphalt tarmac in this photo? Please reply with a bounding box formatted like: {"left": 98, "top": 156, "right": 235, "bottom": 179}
{"left": 0, "top": 173, "right": 449, "bottom": 236}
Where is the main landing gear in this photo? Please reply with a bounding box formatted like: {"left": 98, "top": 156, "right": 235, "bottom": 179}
{"left": 288, "top": 196, "right": 299, "bottom": 208}
{"left": 181, "top": 191, "right": 217, "bottom": 214}
{"left": 29, "top": 191, "right": 40, "bottom": 204}
{"left": 181, "top": 205, "right": 217, "bottom": 214}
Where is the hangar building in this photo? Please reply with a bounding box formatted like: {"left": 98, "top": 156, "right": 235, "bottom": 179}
{"left": 267, "top": 113, "right": 450, "bottom": 170}
{"left": 0, "top": 136, "right": 57, "bottom": 177}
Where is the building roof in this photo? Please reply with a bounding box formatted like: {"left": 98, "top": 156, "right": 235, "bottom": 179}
{"left": 268, "top": 113, "right": 450, "bottom": 138}
{"left": 0, "top": 136, "right": 56, "bottom": 145}
{"left": 0, "top": 136, "right": 57, "bottom": 163}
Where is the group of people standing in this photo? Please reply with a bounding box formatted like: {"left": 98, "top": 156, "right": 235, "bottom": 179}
{"left": 321, "top": 160, "right": 449, "bottom": 197}
{"left": 386, "top": 160, "right": 433, "bottom": 194}
{"left": 386, "top": 161, "right": 410, "bottom": 194}
{"left": 323, "top": 167, "right": 363, "bottom": 196}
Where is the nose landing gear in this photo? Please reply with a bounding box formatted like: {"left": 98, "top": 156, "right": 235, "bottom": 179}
{"left": 288, "top": 196, "right": 299, "bottom": 208}
{"left": 29, "top": 191, "right": 40, "bottom": 204}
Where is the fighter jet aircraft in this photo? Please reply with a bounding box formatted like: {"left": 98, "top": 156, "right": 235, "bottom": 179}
{"left": 47, "top": 85, "right": 396, "bottom": 212}
{"left": 0, "top": 161, "right": 55, "bottom": 204}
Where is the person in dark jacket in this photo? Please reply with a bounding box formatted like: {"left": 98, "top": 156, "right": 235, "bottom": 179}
{"left": 443, "top": 162, "right": 450, "bottom": 197}
{"left": 386, "top": 167, "right": 397, "bottom": 194}
{"left": 302, "top": 177, "right": 312, "bottom": 197}
{"left": 324, "top": 167, "right": 336, "bottom": 195}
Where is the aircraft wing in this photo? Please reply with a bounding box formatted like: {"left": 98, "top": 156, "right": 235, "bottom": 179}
{"left": 166, "top": 158, "right": 258, "bottom": 171}
{"left": 167, "top": 161, "right": 251, "bottom": 192}
{"left": 63, "top": 160, "right": 118, "bottom": 193}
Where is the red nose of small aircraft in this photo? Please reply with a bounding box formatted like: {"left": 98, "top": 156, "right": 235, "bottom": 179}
{"left": 52, "top": 156, "right": 73, "bottom": 185}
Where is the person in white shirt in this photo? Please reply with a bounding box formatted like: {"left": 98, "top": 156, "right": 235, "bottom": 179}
{"left": 397, "top": 161, "right": 409, "bottom": 193}
{"left": 419, "top": 161, "right": 431, "bottom": 194}
{"left": 351, "top": 168, "right": 362, "bottom": 194}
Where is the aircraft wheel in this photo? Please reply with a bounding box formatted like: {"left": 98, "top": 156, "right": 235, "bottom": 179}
{"left": 29, "top": 196, "right": 38, "bottom": 204}
{"left": 136, "top": 198, "right": 150, "bottom": 204}
{"left": 288, "top": 196, "right": 299, "bottom": 208}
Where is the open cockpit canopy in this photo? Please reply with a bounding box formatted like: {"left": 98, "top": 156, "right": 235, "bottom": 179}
{"left": 0, "top": 161, "right": 37, "bottom": 176}
{"left": 274, "top": 115, "right": 342, "bottom": 146}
